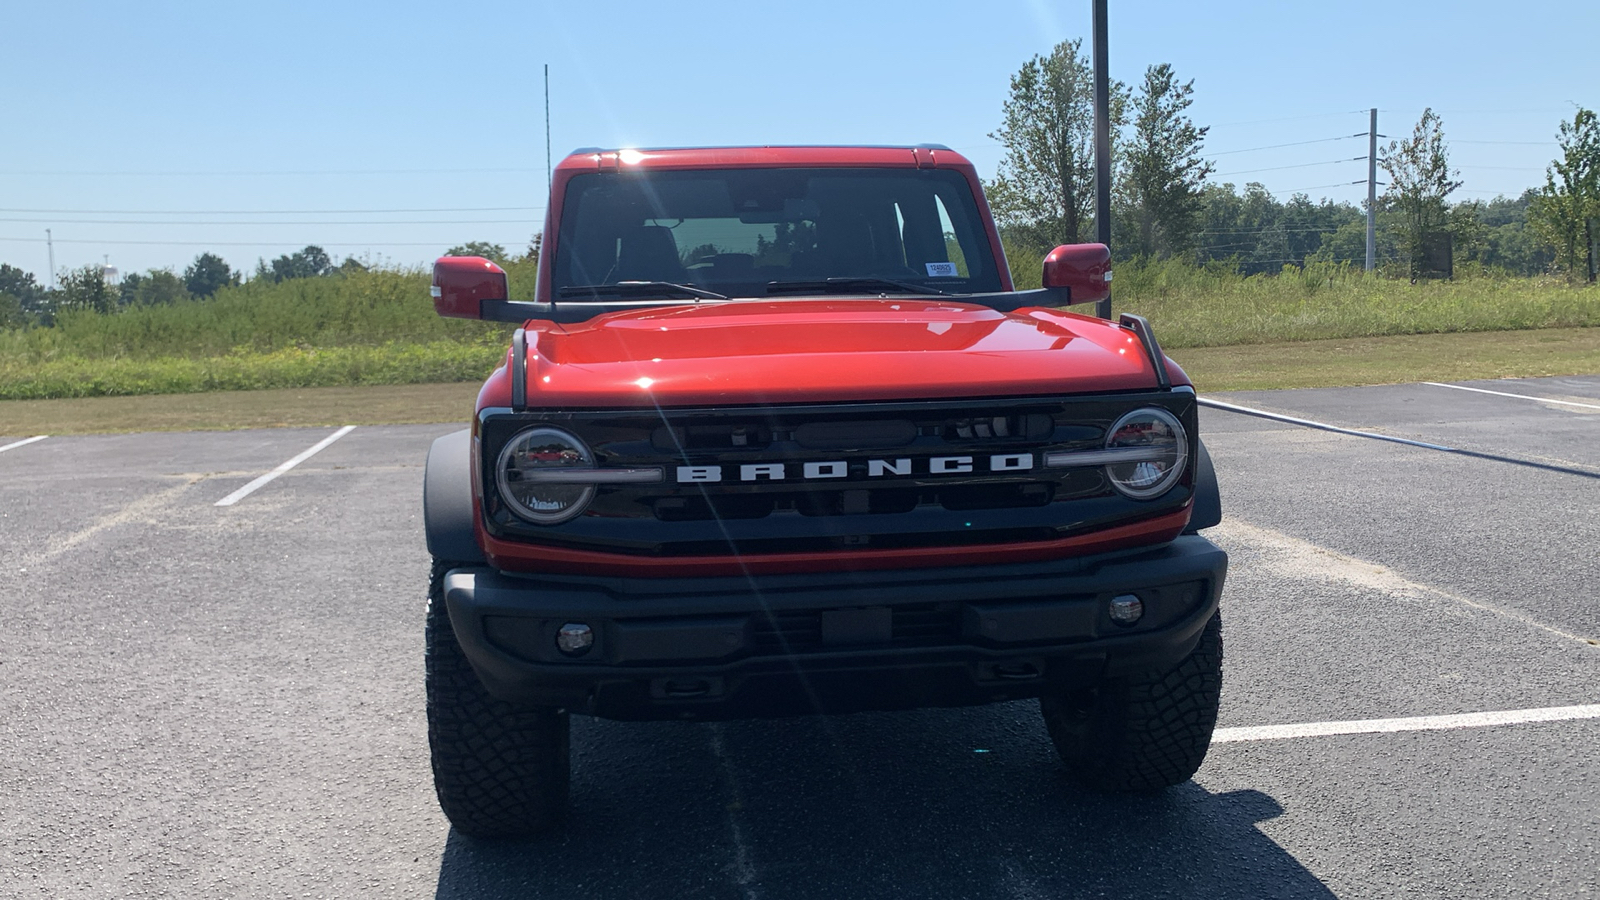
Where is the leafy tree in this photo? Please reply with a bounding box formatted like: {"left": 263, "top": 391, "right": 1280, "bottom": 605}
{"left": 1120, "top": 64, "right": 1214, "bottom": 258}
{"left": 1197, "top": 183, "right": 1365, "bottom": 273}
{"left": 753, "top": 221, "right": 817, "bottom": 266}
{"left": 265, "top": 245, "right": 334, "bottom": 282}
{"left": 118, "top": 272, "right": 143, "bottom": 305}
{"left": 183, "top": 252, "right": 236, "bottom": 297}
{"left": 681, "top": 242, "right": 720, "bottom": 265}
{"left": 1479, "top": 190, "right": 1537, "bottom": 228}
{"left": 337, "top": 256, "right": 369, "bottom": 275}
{"left": 0, "top": 264, "right": 44, "bottom": 317}
{"left": 1310, "top": 220, "right": 1385, "bottom": 268}
{"left": 446, "top": 241, "right": 509, "bottom": 263}
{"left": 1446, "top": 201, "right": 1492, "bottom": 270}
{"left": 989, "top": 39, "right": 1128, "bottom": 251}
{"left": 55, "top": 264, "right": 120, "bottom": 313}
{"left": 1380, "top": 109, "right": 1463, "bottom": 277}
{"left": 0, "top": 293, "right": 24, "bottom": 329}
{"left": 1469, "top": 190, "right": 1554, "bottom": 275}
{"left": 120, "top": 269, "right": 190, "bottom": 306}
{"left": 1529, "top": 107, "right": 1600, "bottom": 281}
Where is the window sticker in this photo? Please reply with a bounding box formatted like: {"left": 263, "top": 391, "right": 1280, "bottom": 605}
{"left": 925, "top": 262, "right": 959, "bottom": 278}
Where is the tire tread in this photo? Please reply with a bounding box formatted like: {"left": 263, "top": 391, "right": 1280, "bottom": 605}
{"left": 1041, "top": 611, "right": 1223, "bottom": 792}
{"left": 425, "top": 560, "right": 569, "bottom": 836}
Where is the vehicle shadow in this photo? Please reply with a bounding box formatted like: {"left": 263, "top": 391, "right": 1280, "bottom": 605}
{"left": 435, "top": 703, "right": 1334, "bottom": 900}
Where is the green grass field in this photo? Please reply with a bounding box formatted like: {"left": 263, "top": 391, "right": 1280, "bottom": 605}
{"left": 0, "top": 263, "right": 523, "bottom": 400}
{"left": 1, "top": 255, "right": 1596, "bottom": 402}
{"left": 1116, "top": 260, "right": 1600, "bottom": 348}
{"left": 1011, "top": 255, "right": 1600, "bottom": 348}
{"left": 5, "top": 328, "right": 1598, "bottom": 436}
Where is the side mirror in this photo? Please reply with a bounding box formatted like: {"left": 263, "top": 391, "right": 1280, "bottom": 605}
{"left": 431, "top": 256, "right": 509, "bottom": 319}
{"left": 1041, "top": 243, "right": 1111, "bottom": 304}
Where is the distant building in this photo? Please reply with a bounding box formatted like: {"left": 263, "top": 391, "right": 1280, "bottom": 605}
{"left": 99, "top": 264, "right": 119, "bottom": 285}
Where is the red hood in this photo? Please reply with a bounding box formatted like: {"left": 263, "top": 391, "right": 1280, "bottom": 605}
{"left": 481, "top": 299, "right": 1182, "bottom": 410}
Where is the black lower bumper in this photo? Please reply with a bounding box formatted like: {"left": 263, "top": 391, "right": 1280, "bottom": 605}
{"left": 443, "top": 535, "right": 1226, "bottom": 721}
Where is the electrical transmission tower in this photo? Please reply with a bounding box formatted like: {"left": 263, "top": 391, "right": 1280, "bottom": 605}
{"left": 1364, "top": 108, "right": 1385, "bottom": 273}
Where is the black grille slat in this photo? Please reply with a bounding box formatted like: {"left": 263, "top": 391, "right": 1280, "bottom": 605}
{"left": 480, "top": 393, "right": 1197, "bottom": 555}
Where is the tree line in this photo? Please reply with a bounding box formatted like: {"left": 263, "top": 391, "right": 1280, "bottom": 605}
{"left": 989, "top": 39, "right": 1598, "bottom": 282}
{"left": 3, "top": 50, "right": 1595, "bottom": 332}
{"left": 0, "top": 245, "right": 382, "bottom": 328}
{"left": 0, "top": 237, "right": 545, "bottom": 330}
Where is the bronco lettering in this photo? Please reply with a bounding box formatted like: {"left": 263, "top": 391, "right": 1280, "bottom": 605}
{"left": 674, "top": 453, "right": 1040, "bottom": 483}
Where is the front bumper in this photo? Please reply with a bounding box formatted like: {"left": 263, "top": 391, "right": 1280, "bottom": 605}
{"left": 443, "top": 535, "right": 1226, "bottom": 720}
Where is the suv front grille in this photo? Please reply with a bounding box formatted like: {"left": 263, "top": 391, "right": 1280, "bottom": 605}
{"left": 479, "top": 393, "right": 1197, "bottom": 556}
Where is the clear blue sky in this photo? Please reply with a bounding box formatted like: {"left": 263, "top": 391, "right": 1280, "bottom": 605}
{"left": 2, "top": 0, "right": 1592, "bottom": 280}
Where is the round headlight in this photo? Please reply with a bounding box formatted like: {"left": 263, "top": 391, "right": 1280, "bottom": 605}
{"left": 1104, "top": 408, "right": 1188, "bottom": 499}
{"left": 495, "top": 426, "right": 596, "bottom": 524}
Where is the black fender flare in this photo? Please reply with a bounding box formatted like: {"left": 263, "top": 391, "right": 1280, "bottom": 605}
{"left": 424, "top": 429, "right": 487, "bottom": 564}
{"left": 1184, "top": 439, "right": 1223, "bottom": 533}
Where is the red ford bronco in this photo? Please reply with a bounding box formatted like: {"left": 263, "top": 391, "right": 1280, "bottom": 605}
{"left": 423, "top": 145, "right": 1225, "bottom": 836}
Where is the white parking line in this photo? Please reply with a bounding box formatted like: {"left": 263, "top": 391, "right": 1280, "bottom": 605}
{"left": 1212, "top": 703, "right": 1600, "bottom": 744}
{"left": 1422, "top": 381, "right": 1600, "bottom": 410}
{"left": 0, "top": 435, "right": 48, "bottom": 454}
{"left": 1198, "top": 396, "right": 1600, "bottom": 479}
{"left": 215, "top": 426, "right": 357, "bottom": 507}
{"left": 1198, "top": 397, "right": 1457, "bottom": 450}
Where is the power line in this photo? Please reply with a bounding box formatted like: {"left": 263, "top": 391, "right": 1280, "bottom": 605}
{"left": 1210, "top": 110, "right": 1367, "bottom": 127}
{"left": 1207, "top": 256, "right": 1404, "bottom": 265}
{"left": 1202, "top": 239, "right": 1328, "bottom": 252}
{"left": 1215, "top": 158, "right": 1364, "bottom": 177}
{"left": 1262, "top": 182, "right": 1367, "bottom": 195}
{"left": 1455, "top": 188, "right": 1539, "bottom": 196}
{"left": 1203, "top": 253, "right": 1401, "bottom": 262}
{"left": 1382, "top": 107, "right": 1575, "bottom": 116}
{"left": 1199, "top": 225, "right": 1353, "bottom": 236}
{"left": 1208, "top": 135, "right": 1361, "bottom": 156}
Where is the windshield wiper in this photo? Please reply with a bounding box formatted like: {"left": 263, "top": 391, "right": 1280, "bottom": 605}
{"left": 558, "top": 281, "right": 729, "bottom": 300}
{"left": 765, "top": 277, "right": 947, "bottom": 296}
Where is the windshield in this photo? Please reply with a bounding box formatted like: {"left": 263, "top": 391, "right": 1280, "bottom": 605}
{"left": 552, "top": 167, "right": 1004, "bottom": 299}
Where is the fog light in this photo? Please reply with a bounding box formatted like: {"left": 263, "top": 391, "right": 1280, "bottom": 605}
{"left": 1108, "top": 594, "right": 1144, "bottom": 626}
{"left": 556, "top": 622, "right": 594, "bottom": 656}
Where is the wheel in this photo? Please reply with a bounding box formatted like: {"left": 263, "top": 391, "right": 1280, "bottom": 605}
{"left": 425, "top": 559, "right": 570, "bottom": 836}
{"left": 1040, "top": 611, "right": 1222, "bottom": 792}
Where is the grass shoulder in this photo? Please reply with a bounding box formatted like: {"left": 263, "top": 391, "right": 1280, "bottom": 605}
{"left": 0, "top": 382, "right": 481, "bottom": 436}
{"left": 1172, "top": 326, "right": 1600, "bottom": 392}
{"left": 4, "top": 328, "right": 1597, "bottom": 436}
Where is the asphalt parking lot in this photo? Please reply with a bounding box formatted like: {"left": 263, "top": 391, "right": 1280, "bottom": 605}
{"left": 2, "top": 375, "right": 1597, "bottom": 899}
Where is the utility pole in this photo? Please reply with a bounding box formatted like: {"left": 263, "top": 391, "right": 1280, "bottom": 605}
{"left": 1365, "top": 108, "right": 1378, "bottom": 273}
{"left": 46, "top": 228, "right": 55, "bottom": 290}
{"left": 544, "top": 64, "right": 552, "bottom": 197}
{"left": 1092, "top": 0, "right": 1112, "bottom": 319}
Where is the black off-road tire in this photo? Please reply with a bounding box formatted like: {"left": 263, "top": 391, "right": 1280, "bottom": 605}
{"left": 1040, "top": 611, "right": 1222, "bottom": 792}
{"left": 425, "top": 560, "right": 570, "bottom": 837}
